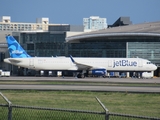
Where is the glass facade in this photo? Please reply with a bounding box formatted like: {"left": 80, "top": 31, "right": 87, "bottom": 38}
{"left": 128, "top": 42, "right": 160, "bottom": 64}
{"left": 19, "top": 32, "right": 67, "bottom": 57}
{"left": 49, "top": 25, "right": 70, "bottom": 31}
{"left": 68, "top": 41, "right": 126, "bottom": 57}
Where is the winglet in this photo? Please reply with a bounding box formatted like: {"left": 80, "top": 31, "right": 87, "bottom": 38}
{"left": 6, "top": 35, "right": 31, "bottom": 58}
{"left": 69, "top": 55, "right": 75, "bottom": 63}
{"left": 69, "top": 55, "right": 91, "bottom": 70}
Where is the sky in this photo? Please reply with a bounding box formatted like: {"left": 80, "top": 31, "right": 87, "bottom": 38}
{"left": 0, "top": 0, "right": 160, "bottom": 25}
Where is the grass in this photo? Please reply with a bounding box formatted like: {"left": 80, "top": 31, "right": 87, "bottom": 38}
{"left": 0, "top": 79, "right": 160, "bottom": 119}
{"left": 0, "top": 90, "right": 160, "bottom": 118}
{"left": 0, "top": 80, "right": 160, "bottom": 87}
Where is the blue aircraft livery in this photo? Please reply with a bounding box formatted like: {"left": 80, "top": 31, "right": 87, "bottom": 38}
{"left": 6, "top": 35, "right": 31, "bottom": 58}
{"left": 91, "top": 69, "right": 106, "bottom": 76}
{"left": 113, "top": 60, "right": 137, "bottom": 68}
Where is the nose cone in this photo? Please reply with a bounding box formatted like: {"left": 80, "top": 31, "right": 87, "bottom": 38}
{"left": 153, "top": 64, "right": 157, "bottom": 71}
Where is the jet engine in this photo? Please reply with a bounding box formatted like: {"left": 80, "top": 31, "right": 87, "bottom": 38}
{"left": 88, "top": 68, "right": 107, "bottom": 77}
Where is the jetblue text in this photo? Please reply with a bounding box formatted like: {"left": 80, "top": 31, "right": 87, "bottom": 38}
{"left": 113, "top": 60, "right": 137, "bottom": 68}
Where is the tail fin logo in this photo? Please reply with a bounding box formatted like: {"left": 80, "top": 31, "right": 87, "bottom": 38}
{"left": 12, "top": 50, "right": 23, "bottom": 54}
{"left": 6, "top": 35, "right": 31, "bottom": 58}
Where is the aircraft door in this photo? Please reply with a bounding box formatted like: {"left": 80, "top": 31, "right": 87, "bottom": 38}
{"left": 138, "top": 60, "right": 143, "bottom": 67}
{"left": 108, "top": 60, "right": 112, "bottom": 67}
{"left": 29, "top": 59, "right": 34, "bottom": 67}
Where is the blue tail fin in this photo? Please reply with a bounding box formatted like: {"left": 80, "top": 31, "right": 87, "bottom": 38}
{"left": 6, "top": 35, "right": 31, "bottom": 58}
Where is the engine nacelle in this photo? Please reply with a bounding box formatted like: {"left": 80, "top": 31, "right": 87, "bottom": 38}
{"left": 89, "top": 68, "right": 107, "bottom": 76}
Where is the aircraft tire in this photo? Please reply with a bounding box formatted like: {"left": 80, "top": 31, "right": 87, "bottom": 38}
{"left": 81, "top": 74, "right": 85, "bottom": 78}
{"left": 103, "top": 75, "right": 106, "bottom": 78}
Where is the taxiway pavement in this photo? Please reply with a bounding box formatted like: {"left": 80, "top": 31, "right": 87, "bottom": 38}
{"left": 0, "top": 77, "right": 160, "bottom": 93}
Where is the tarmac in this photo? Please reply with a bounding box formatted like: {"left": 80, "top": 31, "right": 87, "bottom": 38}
{"left": 0, "top": 76, "right": 160, "bottom": 93}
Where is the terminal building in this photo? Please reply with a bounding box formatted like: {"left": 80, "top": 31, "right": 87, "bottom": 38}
{"left": 0, "top": 16, "right": 160, "bottom": 76}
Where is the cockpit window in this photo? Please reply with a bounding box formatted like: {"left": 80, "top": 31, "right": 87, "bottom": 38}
{"left": 147, "top": 62, "right": 151, "bottom": 64}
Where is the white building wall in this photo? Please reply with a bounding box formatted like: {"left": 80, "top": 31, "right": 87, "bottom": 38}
{"left": 66, "top": 32, "right": 84, "bottom": 37}
{"left": 0, "top": 16, "right": 11, "bottom": 23}
{"left": 36, "top": 18, "right": 49, "bottom": 24}
{"left": 0, "top": 16, "right": 50, "bottom": 31}
{"left": 83, "top": 16, "right": 107, "bottom": 32}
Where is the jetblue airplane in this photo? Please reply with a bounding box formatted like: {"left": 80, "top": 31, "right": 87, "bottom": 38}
{"left": 4, "top": 35, "right": 157, "bottom": 78}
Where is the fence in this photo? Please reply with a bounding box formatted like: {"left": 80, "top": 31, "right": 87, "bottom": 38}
{"left": 0, "top": 92, "right": 160, "bottom": 120}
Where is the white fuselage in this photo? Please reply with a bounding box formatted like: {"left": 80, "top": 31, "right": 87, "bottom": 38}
{"left": 4, "top": 57, "right": 157, "bottom": 72}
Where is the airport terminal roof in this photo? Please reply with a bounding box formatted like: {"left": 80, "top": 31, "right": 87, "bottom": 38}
{"left": 66, "top": 21, "right": 160, "bottom": 43}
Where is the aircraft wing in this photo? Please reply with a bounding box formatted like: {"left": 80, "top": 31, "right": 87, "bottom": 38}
{"left": 70, "top": 55, "right": 93, "bottom": 70}
{"left": 8, "top": 58, "right": 21, "bottom": 63}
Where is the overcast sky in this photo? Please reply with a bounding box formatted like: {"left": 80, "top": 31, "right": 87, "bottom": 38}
{"left": 0, "top": 0, "right": 160, "bottom": 25}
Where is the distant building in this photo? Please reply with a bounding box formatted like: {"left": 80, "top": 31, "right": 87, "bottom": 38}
{"left": 83, "top": 16, "right": 107, "bottom": 32}
{"left": 0, "top": 16, "right": 52, "bottom": 31}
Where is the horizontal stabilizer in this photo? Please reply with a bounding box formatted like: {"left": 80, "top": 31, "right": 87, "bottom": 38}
{"left": 8, "top": 58, "right": 21, "bottom": 63}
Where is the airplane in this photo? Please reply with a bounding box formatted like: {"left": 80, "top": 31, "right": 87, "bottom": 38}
{"left": 4, "top": 35, "right": 157, "bottom": 78}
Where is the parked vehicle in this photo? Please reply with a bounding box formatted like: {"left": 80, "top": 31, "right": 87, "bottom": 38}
{"left": 0, "top": 70, "right": 10, "bottom": 77}
{"left": 142, "top": 72, "right": 153, "bottom": 79}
